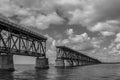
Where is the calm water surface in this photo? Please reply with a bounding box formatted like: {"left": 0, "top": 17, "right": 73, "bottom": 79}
{"left": 0, "top": 64, "right": 120, "bottom": 80}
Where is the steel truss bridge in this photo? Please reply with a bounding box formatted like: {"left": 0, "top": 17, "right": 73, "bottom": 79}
{"left": 0, "top": 15, "right": 47, "bottom": 58}
{"left": 56, "top": 46, "right": 101, "bottom": 66}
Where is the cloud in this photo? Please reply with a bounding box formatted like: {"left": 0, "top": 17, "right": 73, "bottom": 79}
{"left": 0, "top": 0, "right": 64, "bottom": 30}
{"left": 44, "top": 34, "right": 57, "bottom": 49}
{"left": 81, "top": 0, "right": 120, "bottom": 26}
{"left": 45, "top": 34, "right": 54, "bottom": 43}
{"left": 92, "top": 48, "right": 120, "bottom": 62}
{"left": 90, "top": 0, "right": 120, "bottom": 24}
{"left": 108, "top": 33, "right": 120, "bottom": 55}
{"left": 44, "top": 30, "right": 100, "bottom": 56}
{"left": 68, "top": 9, "right": 85, "bottom": 25}
{"left": 56, "top": 0, "right": 81, "bottom": 5}
{"left": 67, "top": 1, "right": 94, "bottom": 25}
{"left": 115, "top": 33, "right": 120, "bottom": 42}
{"left": 0, "top": 0, "right": 31, "bottom": 17}
{"left": 60, "top": 0, "right": 120, "bottom": 37}
{"left": 66, "top": 28, "right": 74, "bottom": 36}
{"left": 13, "top": 0, "right": 57, "bottom": 14}
{"left": 55, "top": 32, "right": 101, "bottom": 53}
{"left": 3, "top": 0, "right": 83, "bottom": 30}
{"left": 2, "top": 0, "right": 120, "bottom": 32}
{"left": 46, "top": 49, "right": 56, "bottom": 64}
{"left": 68, "top": 32, "right": 90, "bottom": 43}
{"left": 44, "top": 34, "right": 57, "bottom": 64}
{"left": 20, "top": 12, "right": 64, "bottom": 30}
{"left": 100, "top": 31, "right": 115, "bottom": 36}
{"left": 88, "top": 20, "right": 120, "bottom": 36}
{"left": 13, "top": 0, "right": 82, "bottom": 15}
{"left": 68, "top": 0, "right": 120, "bottom": 36}
{"left": 89, "top": 20, "right": 120, "bottom": 33}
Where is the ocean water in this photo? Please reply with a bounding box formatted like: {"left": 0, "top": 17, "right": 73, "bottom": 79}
{"left": 0, "top": 64, "right": 120, "bottom": 80}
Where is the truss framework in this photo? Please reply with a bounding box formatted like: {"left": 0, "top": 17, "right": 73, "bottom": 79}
{"left": 56, "top": 46, "right": 101, "bottom": 65}
{"left": 0, "top": 30, "right": 46, "bottom": 57}
{"left": 0, "top": 16, "right": 47, "bottom": 58}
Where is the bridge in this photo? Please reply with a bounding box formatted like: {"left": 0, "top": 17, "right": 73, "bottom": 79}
{"left": 55, "top": 46, "right": 101, "bottom": 67}
{"left": 0, "top": 15, "right": 49, "bottom": 70}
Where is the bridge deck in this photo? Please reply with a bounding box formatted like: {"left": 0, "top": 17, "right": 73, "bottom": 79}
{"left": 0, "top": 47, "right": 44, "bottom": 57}
{"left": 0, "top": 14, "right": 47, "bottom": 40}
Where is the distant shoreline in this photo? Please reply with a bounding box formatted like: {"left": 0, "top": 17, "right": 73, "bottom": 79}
{"left": 101, "top": 62, "right": 120, "bottom": 64}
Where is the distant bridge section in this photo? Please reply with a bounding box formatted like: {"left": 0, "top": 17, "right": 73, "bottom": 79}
{"left": 55, "top": 46, "right": 101, "bottom": 67}
{"left": 0, "top": 15, "right": 49, "bottom": 70}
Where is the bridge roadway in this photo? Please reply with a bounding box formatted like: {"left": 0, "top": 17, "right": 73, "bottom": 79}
{"left": 55, "top": 46, "right": 101, "bottom": 67}
{"left": 0, "top": 15, "right": 49, "bottom": 70}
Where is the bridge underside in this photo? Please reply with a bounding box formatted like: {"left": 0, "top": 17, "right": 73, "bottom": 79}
{"left": 0, "top": 15, "right": 49, "bottom": 70}
{"left": 55, "top": 46, "right": 101, "bottom": 67}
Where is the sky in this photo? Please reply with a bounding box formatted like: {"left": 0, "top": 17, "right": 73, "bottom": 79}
{"left": 1, "top": 0, "right": 120, "bottom": 64}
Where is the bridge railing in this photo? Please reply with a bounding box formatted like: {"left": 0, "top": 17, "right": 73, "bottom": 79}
{"left": 0, "top": 14, "right": 47, "bottom": 40}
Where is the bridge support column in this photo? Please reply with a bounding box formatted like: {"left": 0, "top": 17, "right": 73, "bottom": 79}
{"left": 75, "top": 61, "right": 79, "bottom": 66}
{"left": 0, "top": 55, "right": 14, "bottom": 71}
{"left": 64, "top": 60, "right": 71, "bottom": 67}
{"left": 64, "top": 60, "right": 74, "bottom": 67}
{"left": 35, "top": 58, "right": 49, "bottom": 69}
{"left": 55, "top": 59, "right": 65, "bottom": 67}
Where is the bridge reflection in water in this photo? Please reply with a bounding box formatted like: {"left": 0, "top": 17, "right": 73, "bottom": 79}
{"left": 55, "top": 46, "right": 101, "bottom": 67}
{"left": 0, "top": 64, "right": 119, "bottom": 80}
{"left": 0, "top": 14, "right": 49, "bottom": 70}
{"left": 0, "top": 71, "right": 14, "bottom": 80}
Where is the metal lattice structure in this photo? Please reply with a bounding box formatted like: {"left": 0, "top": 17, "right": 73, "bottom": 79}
{"left": 0, "top": 15, "right": 47, "bottom": 58}
{"left": 56, "top": 46, "right": 101, "bottom": 66}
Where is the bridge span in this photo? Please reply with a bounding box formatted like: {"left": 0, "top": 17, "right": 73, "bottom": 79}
{"left": 0, "top": 15, "right": 49, "bottom": 70}
{"left": 55, "top": 46, "right": 101, "bottom": 67}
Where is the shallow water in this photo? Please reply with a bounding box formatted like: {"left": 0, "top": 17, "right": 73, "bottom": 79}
{"left": 0, "top": 64, "right": 120, "bottom": 80}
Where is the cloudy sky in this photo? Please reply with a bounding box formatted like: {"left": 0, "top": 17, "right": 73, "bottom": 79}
{"left": 1, "top": 0, "right": 120, "bottom": 64}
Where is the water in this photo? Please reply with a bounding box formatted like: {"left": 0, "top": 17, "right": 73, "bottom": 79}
{"left": 1, "top": 64, "right": 120, "bottom": 80}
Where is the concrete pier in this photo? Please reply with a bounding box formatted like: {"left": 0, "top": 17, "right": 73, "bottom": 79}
{"left": 55, "top": 59, "right": 65, "bottom": 67}
{"left": 64, "top": 60, "right": 71, "bottom": 67}
{"left": 0, "top": 55, "right": 14, "bottom": 71}
{"left": 65, "top": 60, "right": 74, "bottom": 67}
{"left": 74, "top": 61, "right": 79, "bottom": 66}
{"left": 35, "top": 58, "right": 49, "bottom": 69}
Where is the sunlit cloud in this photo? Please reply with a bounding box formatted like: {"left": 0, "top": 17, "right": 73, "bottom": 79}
{"left": 56, "top": 32, "right": 102, "bottom": 53}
